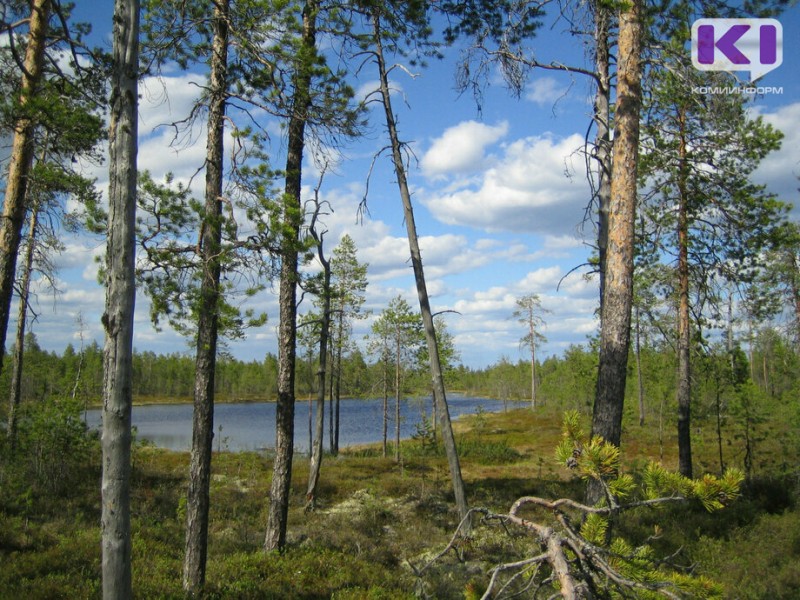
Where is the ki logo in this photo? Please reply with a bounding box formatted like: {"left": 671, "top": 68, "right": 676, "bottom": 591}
{"left": 691, "top": 18, "right": 783, "bottom": 81}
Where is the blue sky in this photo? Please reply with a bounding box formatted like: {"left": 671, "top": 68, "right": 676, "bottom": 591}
{"left": 17, "top": 1, "right": 800, "bottom": 368}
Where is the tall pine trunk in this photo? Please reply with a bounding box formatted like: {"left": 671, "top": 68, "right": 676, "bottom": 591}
{"left": 101, "top": 0, "right": 139, "bottom": 597}
{"left": 676, "top": 108, "right": 693, "bottom": 478}
{"left": 265, "top": 0, "right": 316, "bottom": 552}
{"left": 0, "top": 0, "right": 50, "bottom": 373}
{"left": 372, "top": 13, "right": 469, "bottom": 522}
{"left": 183, "top": 0, "right": 228, "bottom": 592}
{"left": 589, "top": 0, "right": 642, "bottom": 502}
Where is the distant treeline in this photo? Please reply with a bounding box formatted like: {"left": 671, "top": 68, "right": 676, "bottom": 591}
{"left": 6, "top": 325, "right": 798, "bottom": 418}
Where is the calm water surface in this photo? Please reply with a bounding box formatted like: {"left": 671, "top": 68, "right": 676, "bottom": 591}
{"left": 86, "top": 396, "right": 524, "bottom": 453}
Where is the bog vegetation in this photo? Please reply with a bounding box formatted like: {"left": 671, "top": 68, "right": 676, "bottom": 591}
{"left": 1, "top": 332, "right": 800, "bottom": 597}
{"left": 2, "top": 0, "right": 800, "bottom": 597}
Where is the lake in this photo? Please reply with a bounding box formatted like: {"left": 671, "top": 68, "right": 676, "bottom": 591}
{"left": 85, "top": 396, "right": 524, "bottom": 453}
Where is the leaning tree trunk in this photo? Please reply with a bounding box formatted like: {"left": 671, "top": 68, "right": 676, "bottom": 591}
{"left": 589, "top": 0, "right": 642, "bottom": 503}
{"left": 0, "top": 0, "right": 50, "bottom": 374}
{"left": 6, "top": 194, "right": 41, "bottom": 453}
{"left": 676, "top": 107, "right": 693, "bottom": 479}
{"left": 372, "top": 12, "right": 469, "bottom": 522}
{"left": 265, "top": 0, "right": 316, "bottom": 552}
{"left": 182, "top": 0, "right": 228, "bottom": 592}
{"left": 101, "top": 0, "right": 139, "bottom": 597}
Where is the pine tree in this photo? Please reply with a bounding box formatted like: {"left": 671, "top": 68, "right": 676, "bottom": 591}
{"left": 328, "top": 234, "right": 368, "bottom": 455}
{"left": 639, "top": 42, "right": 787, "bottom": 478}
{"left": 101, "top": 0, "right": 139, "bottom": 597}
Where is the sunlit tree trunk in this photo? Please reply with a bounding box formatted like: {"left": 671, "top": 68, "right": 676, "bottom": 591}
{"left": 101, "top": 0, "right": 139, "bottom": 597}
{"left": 0, "top": 0, "right": 50, "bottom": 374}
{"left": 183, "top": 0, "right": 228, "bottom": 592}
{"left": 589, "top": 0, "right": 642, "bottom": 502}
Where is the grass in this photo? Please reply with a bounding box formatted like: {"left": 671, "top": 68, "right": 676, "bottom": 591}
{"left": 2, "top": 401, "right": 799, "bottom": 598}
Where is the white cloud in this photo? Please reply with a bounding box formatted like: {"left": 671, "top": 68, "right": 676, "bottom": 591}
{"left": 525, "top": 76, "right": 570, "bottom": 107}
{"left": 422, "top": 133, "right": 589, "bottom": 234}
{"left": 752, "top": 101, "right": 800, "bottom": 206}
{"left": 139, "top": 74, "right": 206, "bottom": 132}
{"left": 421, "top": 120, "right": 509, "bottom": 178}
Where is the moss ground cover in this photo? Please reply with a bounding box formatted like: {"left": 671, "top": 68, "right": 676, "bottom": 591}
{"left": 1, "top": 402, "right": 798, "bottom": 598}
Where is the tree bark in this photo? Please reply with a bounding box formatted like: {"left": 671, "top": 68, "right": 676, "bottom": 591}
{"left": 372, "top": 12, "right": 469, "bottom": 522}
{"left": 0, "top": 0, "right": 50, "bottom": 375}
{"left": 182, "top": 0, "right": 228, "bottom": 592}
{"left": 676, "top": 107, "right": 693, "bottom": 479}
{"left": 101, "top": 1, "right": 139, "bottom": 597}
{"left": 589, "top": 0, "right": 642, "bottom": 502}
{"left": 306, "top": 221, "right": 331, "bottom": 510}
{"left": 593, "top": 1, "right": 612, "bottom": 310}
{"left": 265, "top": 0, "right": 316, "bottom": 552}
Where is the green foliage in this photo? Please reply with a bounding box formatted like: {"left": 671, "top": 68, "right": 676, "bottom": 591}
{"left": 693, "top": 507, "right": 800, "bottom": 599}
{"left": 2, "top": 402, "right": 799, "bottom": 598}
{"left": 135, "top": 171, "right": 270, "bottom": 341}
{"left": 457, "top": 438, "right": 521, "bottom": 465}
{"left": 1, "top": 396, "right": 97, "bottom": 497}
{"left": 547, "top": 411, "right": 744, "bottom": 597}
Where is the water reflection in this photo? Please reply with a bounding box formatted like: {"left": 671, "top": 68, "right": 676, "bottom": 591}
{"left": 85, "top": 396, "right": 523, "bottom": 453}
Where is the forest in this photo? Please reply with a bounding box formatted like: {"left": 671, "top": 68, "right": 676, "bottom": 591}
{"left": 1, "top": 0, "right": 800, "bottom": 598}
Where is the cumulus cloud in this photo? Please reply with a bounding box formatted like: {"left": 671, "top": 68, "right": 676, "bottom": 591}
{"left": 422, "top": 133, "right": 589, "bottom": 234}
{"left": 443, "top": 267, "right": 599, "bottom": 366}
{"left": 421, "top": 120, "right": 509, "bottom": 178}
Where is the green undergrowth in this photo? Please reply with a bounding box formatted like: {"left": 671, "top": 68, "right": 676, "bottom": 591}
{"left": 1, "top": 403, "right": 799, "bottom": 598}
